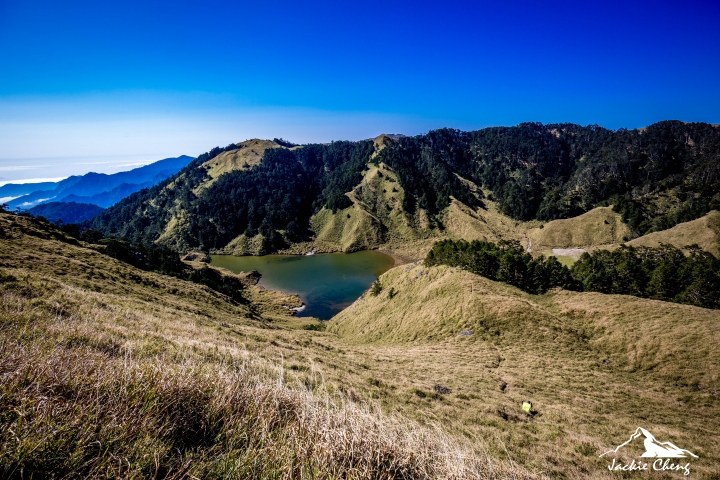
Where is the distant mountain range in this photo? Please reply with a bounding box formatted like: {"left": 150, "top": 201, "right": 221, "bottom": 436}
{"left": 0, "top": 182, "right": 59, "bottom": 201}
{"left": 1, "top": 156, "right": 193, "bottom": 223}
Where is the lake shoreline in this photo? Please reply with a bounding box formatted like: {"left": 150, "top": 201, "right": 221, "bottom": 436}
{"left": 213, "top": 246, "right": 412, "bottom": 267}
{"left": 377, "top": 249, "right": 413, "bottom": 267}
{"left": 209, "top": 250, "right": 396, "bottom": 320}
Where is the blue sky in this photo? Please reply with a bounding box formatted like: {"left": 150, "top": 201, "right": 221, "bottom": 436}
{"left": 1, "top": 0, "right": 719, "bottom": 182}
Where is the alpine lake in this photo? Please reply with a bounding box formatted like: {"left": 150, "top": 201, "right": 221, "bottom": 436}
{"left": 210, "top": 250, "right": 395, "bottom": 320}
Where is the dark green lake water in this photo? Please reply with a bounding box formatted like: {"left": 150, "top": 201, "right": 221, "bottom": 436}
{"left": 210, "top": 251, "right": 395, "bottom": 320}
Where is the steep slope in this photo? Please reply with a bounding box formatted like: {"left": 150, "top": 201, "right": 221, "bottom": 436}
{"left": 201, "top": 138, "right": 283, "bottom": 182}
{"left": 304, "top": 162, "right": 439, "bottom": 252}
{"left": 329, "top": 264, "right": 720, "bottom": 477}
{"left": 526, "top": 206, "right": 631, "bottom": 251}
{"left": 154, "top": 139, "right": 296, "bottom": 252}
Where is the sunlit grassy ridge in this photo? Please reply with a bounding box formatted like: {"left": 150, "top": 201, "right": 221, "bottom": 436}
{"left": 627, "top": 210, "right": 720, "bottom": 257}
{"left": 330, "top": 263, "right": 720, "bottom": 478}
{"left": 200, "top": 139, "right": 283, "bottom": 182}
{"left": 0, "top": 212, "right": 530, "bottom": 479}
{"left": 306, "top": 162, "right": 439, "bottom": 253}
{"left": 157, "top": 139, "right": 288, "bottom": 251}
{"left": 526, "top": 207, "right": 631, "bottom": 251}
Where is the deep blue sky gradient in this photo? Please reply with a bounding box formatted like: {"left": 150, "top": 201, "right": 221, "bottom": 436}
{"left": 1, "top": 0, "right": 719, "bottom": 178}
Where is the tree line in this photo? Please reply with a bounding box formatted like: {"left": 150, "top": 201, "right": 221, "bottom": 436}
{"left": 425, "top": 239, "right": 720, "bottom": 309}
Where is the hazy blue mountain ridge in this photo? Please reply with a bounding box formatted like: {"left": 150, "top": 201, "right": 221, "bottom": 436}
{"left": 57, "top": 182, "right": 153, "bottom": 208}
{"left": 7, "top": 156, "right": 193, "bottom": 210}
{"left": 0, "top": 182, "right": 60, "bottom": 199}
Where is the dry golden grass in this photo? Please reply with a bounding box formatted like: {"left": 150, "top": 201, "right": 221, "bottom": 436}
{"left": 627, "top": 210, "right": 720, "bottom": 257}
{"left": 443, "top": 200, "right": 504, "bottom": 244}
{"left": 215, "top": 231, "right": 268, "bottom": 256}
{"left": 329, "top": 264, "right": 720, "bottom": 479}
{"left": 1, "top": 289, "right": 513, "bottom": 479}
{"left": 0, "top": 213, "right": 533, "bottom": 479}
{"left": 4, "top": 211, "right": 720, "bottom": 478}
{"left": 201, "top": 139, "right": 280, "bottom": 179}
{"left": 527, "top": 207, "right": 630, "bottom": 251}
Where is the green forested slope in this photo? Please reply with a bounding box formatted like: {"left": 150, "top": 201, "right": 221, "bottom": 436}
{"left": 87, "top": 121, "right": 720, "bottom": 253}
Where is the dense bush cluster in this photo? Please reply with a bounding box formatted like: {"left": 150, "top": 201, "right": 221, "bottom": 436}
{"left": 425, "top": 240, "right": 577, "bottom": 294}
{"left": 572, "top": 244, "right": 720, "bottom": 309}
{"left": 426, "top": 240, "right": 720, "bottom": 309}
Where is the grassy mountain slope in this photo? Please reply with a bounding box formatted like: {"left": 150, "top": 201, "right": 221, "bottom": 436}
{"left": 627, "top": 209, "right": 720, "bottom": 257}
{"left": 155, "top": 140, "right": 286, "bottom": 251}
{"left": 5, "top": 211, "right": 720, "bottom": 477}
{"left": 299, "top": 162, "right": 536, "bottom": 260}
{"left": 310, "top": 163, "right": 437, "bottom": 249}
{"left": 329, "top": 263, "right": 720, "bottom": 478}
{"left": 0, "top": 212, "right": 526, "bottom": 479}
{"left": 200, "top": 139, "right": 283, "bottom": 185}
{"left": 527, "top": 206, "right": 631, "bottom": 251}
{"left": 287, "top": 144, "right": 538, "bottom": 259}
{"left": 214, "top": 158, "right": 439, "bottom": 256}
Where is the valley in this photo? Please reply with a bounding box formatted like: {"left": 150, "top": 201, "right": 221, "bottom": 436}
{"left": 2, "top": 209, "right": 719, "bottom": 478}
{"left": 3, "top": 121, "right": 720, "bottom": 479}
{"left": 5, "top": 0, "right": 719, "bottom": 477}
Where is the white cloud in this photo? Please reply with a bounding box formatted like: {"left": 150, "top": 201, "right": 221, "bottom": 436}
{"left": 0, "top": 164, "right": 53, "bottom": 172}
{"left": 0, "top": 177, "right": 67, "bottom": 187}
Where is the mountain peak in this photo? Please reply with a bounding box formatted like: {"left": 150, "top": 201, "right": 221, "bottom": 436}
{"left": 371, "top": 134, "right": 405, "bottom": 156}
{"left": 200, "top": 139, "right": 284, "bottom": 181}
